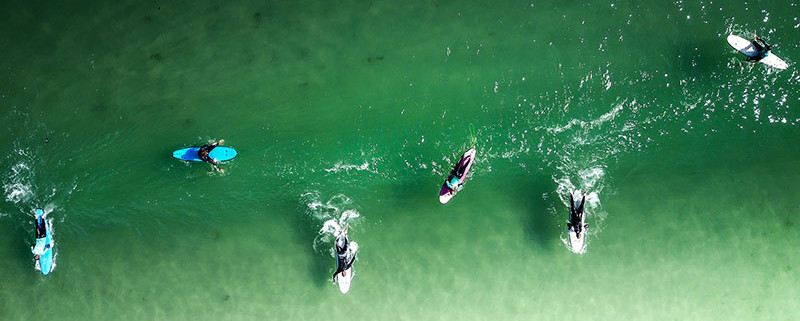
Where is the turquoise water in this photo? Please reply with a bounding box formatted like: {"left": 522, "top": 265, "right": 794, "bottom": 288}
{"left": 1, "top": 0, "right": 799, "bottom": 320}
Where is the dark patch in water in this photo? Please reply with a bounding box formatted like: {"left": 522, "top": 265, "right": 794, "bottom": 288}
{"left": 253, "top": 12, "right": 262, "bottom": 28}
{"left": 291, "top": 206, "right": 331, "bottom": 288}
{"left": 299, "top": 47, "right": 310, "bottom": 59}
{"left": 150, "top": 53, "right": 163, "bottom": 61}
{"left": 222, "top": 294, "right": 230, "bottom": 301}
{"left": 183, "top": 118, "right": 195, "bottom": 126}
{"left": 144, "top": 16, "right": 152, "bottom": 22}
{"left": 517, "top": 175, "right": 558, "bottom": 250}
{"left": 298, "top": 82, "right": 309, "bottom": 88}
{"left": 368, "top": 56, "right": 385, "bottom": 63}
{"left": 91, "top": 104, "right": 109, "bottom": 115}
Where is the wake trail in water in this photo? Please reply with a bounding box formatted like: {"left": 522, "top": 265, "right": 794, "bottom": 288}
{"left": 539, "top": 106, "right": 618, "bottom": 252}
{"left": 303, "top": 192, "right": 361, "bottom": 258}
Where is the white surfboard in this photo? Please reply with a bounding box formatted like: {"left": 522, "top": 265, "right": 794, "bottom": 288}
{"left": 759, "top": 54, "right": 789, "bottom": 70}
{"left": 727, "top": 34, "right": 788, "bottom": 70}
{"left": 568, "top": 190, "right": 587, "bottom": 254}
{"left": 337, "top": 267, "right": 353, "bottom": 294}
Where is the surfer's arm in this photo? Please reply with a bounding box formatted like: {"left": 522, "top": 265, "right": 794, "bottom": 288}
{"left": 209, "top": 162, "right": 221, "bottom": 172}
{"left": 569, "top": 194, "right": 576, "bottom": 214}
{"left": 576, "top": 198, "right": 586, "bottom": 215}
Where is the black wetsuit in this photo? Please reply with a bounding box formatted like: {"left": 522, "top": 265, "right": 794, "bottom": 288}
{"left": 332, "top": 235, "right": 357, "bottom": 281}
{"left": 568, "top": 193, "right": 586, "bottom": 236}
{"left": 447, "top": 155, "right": 471, "bottom": 190}
{"left": 35, "top": 217, "right": 46, "bottom": 239}
{"left": 455, "top": 155, "right": 470, "bottom": 177}
{"left": 198, "top": 143, "right": 218, "bottom": 164}
{"left": 747, "top": 37, "right": 772, "bottom": 62}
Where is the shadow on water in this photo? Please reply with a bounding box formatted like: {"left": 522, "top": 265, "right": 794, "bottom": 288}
{"left": 514, "top": 174, "right": 559, "bottom": 251}
{"left": 15, "top": 230, "right": 33, "bottom": 274}
{"left": 675, "top": 36, "right": 735, "bottom": 77}
{"left": 290, "top": 204, "right": 331, "bottom": 288}
{"left": 0, "top": 217, "right": 36, "bottom": 273}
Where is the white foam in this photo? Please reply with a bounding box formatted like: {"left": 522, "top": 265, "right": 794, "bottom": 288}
{"left": 4, "top": 182, "right": 32, "bottom": 203}
{"left": 324, "top": 161, "right": 371, "bottom": 173}
{"left": 305, "top": 192, "right": 362, "bottom": 254}
{"left": 4, "top": 161, "right": 35, "bottom": 203}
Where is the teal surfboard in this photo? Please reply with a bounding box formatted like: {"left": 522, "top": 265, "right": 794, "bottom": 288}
{"left": 172, "top": 147, "right": 238, "bottom": 162}
{"left": 33, "top": 208, "right": 54, "bottom": 275}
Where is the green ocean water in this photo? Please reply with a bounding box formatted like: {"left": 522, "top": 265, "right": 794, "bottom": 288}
{"left": 1, "top": 0, "right": 799, "bottom": 320}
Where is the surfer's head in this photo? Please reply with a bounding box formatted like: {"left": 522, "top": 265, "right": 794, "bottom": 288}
{"left": 34, "top": 255, "right": 40, "bottom": 260}
{"left": 342, "top": 270, "right": 347, "bottom": 277}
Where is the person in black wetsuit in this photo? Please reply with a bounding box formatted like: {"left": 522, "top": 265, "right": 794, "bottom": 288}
{"left": 446, "top": 155, "right": 472, "bottom": 192}
{"left": 747, "top": 34, "right": 773, "bottom": 62}
{"left": 35, "top": 215, "right": 47, "bottom": 239}
{"left": 198, "top": 140, "right": 224, "bottom": 172}
{"left": 332, "top": 229, "right": 357, "bottom": 282}
{"left": 567, "top": 191, "right": 589, "bottom": 239}
{"left": 31, "top": 211, "right": 50, "bottom": 261}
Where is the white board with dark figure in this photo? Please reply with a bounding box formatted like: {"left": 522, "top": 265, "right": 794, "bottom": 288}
{"left": 727, "top": 34, "right": 788, "bottom": 70}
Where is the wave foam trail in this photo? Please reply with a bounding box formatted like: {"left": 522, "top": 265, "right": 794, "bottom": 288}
{"left": 4, "top": 161, "right": 34, "bottom": 204}
{"left": 304, "top": 192, "right": 361, "bottom": 255}
{"left": 324, "top": 160, "right": 373, "bottom": 174}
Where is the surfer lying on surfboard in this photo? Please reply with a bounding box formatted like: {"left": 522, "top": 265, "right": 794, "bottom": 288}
{"left": 332, "top": 227, "right": 357, "bottom": 283}
{"left": 446, "top": 151, "right": 474, "bottom": 192}
{"left": 747, "top": 34, "right": 773, "bottom": 62}
{"left": 31, "top": 208, "right": 53, "bottom": 273}
{"left": 198, "top": 140, "right": 225, "bottom": 172}
{"left": 567, "top": 191, "right": 588, "bottom": 239}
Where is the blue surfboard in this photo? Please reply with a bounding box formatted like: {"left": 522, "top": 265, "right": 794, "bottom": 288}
{"left": 33, "top": 208, "right": 54, "bottom": 275}
{"left": 172, "top": 147, "right": 238, "bottom": 162}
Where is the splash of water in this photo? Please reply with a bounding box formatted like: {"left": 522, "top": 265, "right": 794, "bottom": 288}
{"left": 4, "top": 158, "right": 34, "bottom": 203}
{"left": 324, "top": 160, "right": 374, "bottom": 174}
{"left": 303, "top": 192, "right": 362, "bottom": 256}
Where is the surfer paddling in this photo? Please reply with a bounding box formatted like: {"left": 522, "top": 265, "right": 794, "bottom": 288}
{"left": 567, "top": 190, "right": 588, "bottom": 239}
{"left": 198, "top": 139, "right": 225, "bottom": 172}
{"left": 439, "top": 148, "right": 477, "bottom": 204}
{"left": 332, "top": 226, "right": 357, "bottom": 283}
{"left": 30, "top": 208, "right": 52, "bottom": 272}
